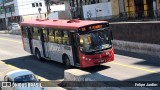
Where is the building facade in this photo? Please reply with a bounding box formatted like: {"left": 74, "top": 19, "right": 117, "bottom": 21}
{"left": 124, "top": 0, "right": 158, "bottom": 18}
{"left": 0, "top": 0, "right": 65, "bottom": 29}
{"left": 69, "top": 0, "right": 120, "bottom": 20}
{"left": 0, "top": 0, "right": 48, "bottom": 29}
{"left": 68, "top": 0, "right": 160, "bottom": 21}
{"left": 0, "top": 0, "right": 159, "bottom": 30}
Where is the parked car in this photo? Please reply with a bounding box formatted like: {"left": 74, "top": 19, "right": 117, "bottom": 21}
{"left": 8, "top": 23, "right": 21, "bottom": 31}
{"left": 2, "top": 69, "right": 47, "bottom": 90}
{"left": 7, "top": 23, "right": 21, "bottom": 34}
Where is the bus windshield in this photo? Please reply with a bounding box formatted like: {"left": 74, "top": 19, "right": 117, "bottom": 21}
{"left": 79, "top": 29, "right": 112, "bottom": 53}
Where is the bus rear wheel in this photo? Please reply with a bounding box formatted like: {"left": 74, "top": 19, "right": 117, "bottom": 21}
{"left": 64, "top": 56, "right": 71, "bottom": 68}
{"left": 35, "top": 49, "right": 42, "bottom": 61}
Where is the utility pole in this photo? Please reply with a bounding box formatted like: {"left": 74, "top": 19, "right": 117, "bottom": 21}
{"left": 10, "top": 7, "right": 12, "bottom": 23}
{"left": 2, "top": 0, "right": 8, "bottom": 30}
{"left": 123, "top": 0, "right": 126, "bottom": 16}
{"left": 45, "top": 0, "right": 51, "bottom": 16}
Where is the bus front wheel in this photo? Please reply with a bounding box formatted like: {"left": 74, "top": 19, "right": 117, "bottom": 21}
{"left": 64, "top": 56, "right": 71, "bottom": 68}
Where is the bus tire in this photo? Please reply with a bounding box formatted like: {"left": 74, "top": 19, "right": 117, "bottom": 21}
{"left": 64, "top": 56, "right": 71, "bottom": 68}
{"left": 35, "top": 49, "right": 42, "bottom": 61}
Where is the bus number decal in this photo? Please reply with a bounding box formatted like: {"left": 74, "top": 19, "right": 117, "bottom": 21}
{"left": 50, "top": 45, "right": 61, "bottom": 52}
{"left": 64, "top": 46, "right": 71, "bottom": 50}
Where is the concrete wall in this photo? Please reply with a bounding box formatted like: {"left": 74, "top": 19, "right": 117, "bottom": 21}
{"left": 59, "top": 1, "right": 72, "bottom": 20}
{"left": 110, "top": 22, "right": 160, "bottom": 45}
{"left": 110, "top": 22, "right": 160, "bottom": 57}
{"left": 112, "top": 40, "right": 160, "bottom": 58}
{"left": 22, "top": 13, "right": 46, "bottom": 21}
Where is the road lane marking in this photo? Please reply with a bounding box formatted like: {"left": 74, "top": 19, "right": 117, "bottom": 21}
{"left": 0, "top": 37, "right": 22, "bottom": 44}
{"left": 0, "top": 68, "right": 13, "bottom": 76}
{"left": 110, "top": 62, "right": 158, "bottom": 73}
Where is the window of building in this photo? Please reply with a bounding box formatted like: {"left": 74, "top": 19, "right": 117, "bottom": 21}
{"left": 62, "top": 31, "right": 69, "bottom": 45}
{"left": 41, "top": 28, "right": 48, "bottom": 42}
{"left": 5, "top": 0, "right": 13, "bottom": 3}
{"left": 6, "top": 7, "right": 9, "bottom": 13}
{"left": 39, "top": 3, "right": 42, "bottom": 7}
{"left": 5, "top": 5, "right": 14, "bottom": 13}
{"left": 0, "top": 7, "right": 4, "bottom": 14}
{"left": 32, "top": 27, "right": 39, "bottom": 40}
{"left": 55, "top": 30, "right": 62, "bottom": 44}
{"left": 32, "top": 3, "right": 35, "bottom": 7}
{"left": 36, "top": 3, "right": 39, "bottom": 7}
{"left": 49, "top": 29, "right": 55, "bottom": 43}
{"left": 11, "top": 5, "right": 15, "bottom": 12}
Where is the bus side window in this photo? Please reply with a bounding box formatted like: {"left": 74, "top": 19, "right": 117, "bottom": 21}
{"left": 49, "top": 29, "right": 55, "bottom": 43}
{"left": 55, "top": 30, "right": 62, "bottom": 44}
{"left": 41, "top": 28, "right": 48, "bottom": 42}
{"left": 32, "top": 27, "right": 39, "bottom": 40}
{"left": 62, "top": 31, "right": 69, "bottom": 45}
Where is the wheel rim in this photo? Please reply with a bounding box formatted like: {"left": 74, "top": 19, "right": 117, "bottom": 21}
{"left": 65, "top": 57, "right": 70, "bottom": 67}
{"left": 36, "top": 52, "right": 40, "bottom": 59}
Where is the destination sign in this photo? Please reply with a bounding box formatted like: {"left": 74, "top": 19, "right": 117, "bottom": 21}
{"left": 78, "top": 23, "right": 109, "bottom": 34}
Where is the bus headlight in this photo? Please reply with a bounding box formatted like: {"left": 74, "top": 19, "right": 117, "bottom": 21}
{"left": 106, "top": 52, "right": 109, "bottom": 55}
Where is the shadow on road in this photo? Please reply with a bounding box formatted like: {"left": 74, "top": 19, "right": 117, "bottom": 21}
{"left": 81, "top": 65, "right": 110, "bottom": 73}
{"left": 2, "top": 55, "right": 66, "bottom": 80}
{"left": 2, "top": 55, "right": 111, "bottom": 80}
{"left": 115, "top": 49, "right": 160, "bottom": 68}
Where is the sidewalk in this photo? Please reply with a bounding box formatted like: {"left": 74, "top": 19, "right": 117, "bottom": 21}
{"left": 0, "top": 30, "right": 21, "bottom": 35}
{"left": 0, "top": 30, "right": 8, "bottom": 34}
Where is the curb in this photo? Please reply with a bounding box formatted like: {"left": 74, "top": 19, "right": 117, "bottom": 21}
{"left": 0, "top": 31, "right": 8, "bottom": 34}
{"left": 112, "top": 40, "right": 160, "bottom": 58}
{"left": 0, "top": 30, "right": 21, "bottom": 35}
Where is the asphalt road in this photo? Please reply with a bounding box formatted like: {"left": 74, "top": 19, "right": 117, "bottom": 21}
{"left": 0, "top": 34, "right": 160, "bottom": 90}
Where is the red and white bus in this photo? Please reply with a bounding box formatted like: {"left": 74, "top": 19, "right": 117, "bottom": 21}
{"left": 20, "top": 19, "right": 114, "bottom": 68}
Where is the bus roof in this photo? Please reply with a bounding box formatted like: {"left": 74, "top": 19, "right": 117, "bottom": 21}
{"left": 20, "top": 19, "right": 108, "bottom": 30}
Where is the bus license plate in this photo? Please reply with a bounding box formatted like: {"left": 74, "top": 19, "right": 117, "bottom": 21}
{"left": 98, "top": 60, "right": 104, "bottom": 63}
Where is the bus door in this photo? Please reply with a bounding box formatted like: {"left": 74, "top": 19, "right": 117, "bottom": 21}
{"left": 23, "top": 27, "right": 33, "bottom": 54}
{"left": 70, "top": 32, "right": 80, "bottom": 65}
{"left": 40, "top": 28, "right": 48, "bottom": 58}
